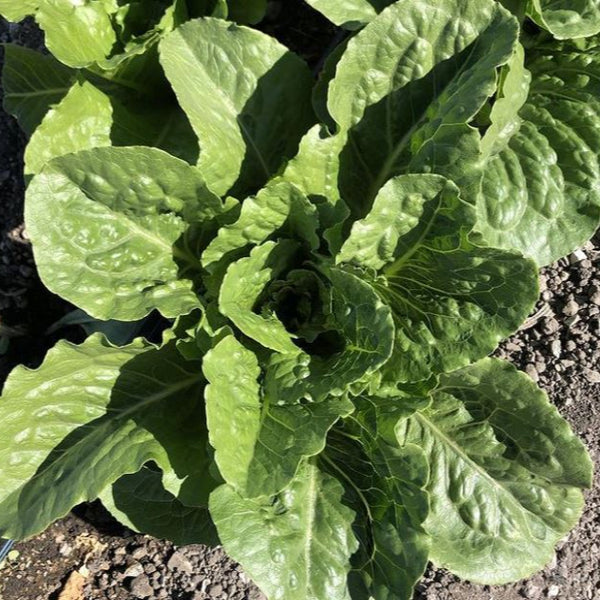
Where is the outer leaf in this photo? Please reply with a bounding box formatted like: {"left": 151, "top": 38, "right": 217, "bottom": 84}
{"left": 338, "top": 174, "right": 539, "bottom": 384}
{"left": 2, "top": 44, "right": 74, "bottom": 135}
{"left": 328, "top": 0, "right": 519, "bottom": 214}
{"left": 210, "top": 461, "right": 358, "bottom": 600}
{"left": 396, "top": 358, "right": 593, "bottom": 584}
{"left": 26, "top": 146, "right": 223, "bottom": 321}
{"left": 475, "top": 42, "right": 600, "bottom": 265}
{"left": 202, "top": 180, "right": 319, "bottom": 269}
{"left": 527, "top": 0, "right": 600, "bottom": 39}
{"left": 0, "top": 335, "right": 207, "bottom": 540}
{"left": 36, "top": 0, "right": 118, "bottom": 68}
{"left": 265, "top": 267, "right": 394, "bottom": 403}
{"left": 24, "top": 80, "right": 113, "bottom": 175}
{"left": 0, "top": 0, "right": 39, "bottom": 21}
{"left": 227, "top": 0, "right": 266, "bottom": 24}
{"left": 203, "top": 335, "right": 353, "bottom": 497}
{"left": 219, "top": 241, "right": 300, "bottom": 354}
{"left": 304, "top": 0, "right": 394, "bottom": 29}
{"left": 99, "top": 467, "right": 218, "bottom": 546}
{"left": 159, "top": 18, "right": 315, "bottom": 197}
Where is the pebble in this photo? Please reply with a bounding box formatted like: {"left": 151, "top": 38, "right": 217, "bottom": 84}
{"left": 542, "top": 317, "right": 560, "bottom": 335}
{"left": 562, "top": 299, "right": 579, "bottom": 316}
{"left": 583, "top": 368, "right": 600, "bottom": 384}
{"left": 590, "top": 291, "right": 600, "bottom": 306}
{"left": 167, "top": 550, "right": 194, "bottom": 574}
{"left": 124, "top": 562, "right": 144, "bottom": 578}
{"left": 525, "top": 364, "right": 539, "bottom": 381}
{"left": 551, "top": 339, "right": 562, "bottom": 358}
{"left": 209, "top": 583, "right": 224, "bottom": 597}
{"left": 547, "top": 584, "right": 560, "bottom": 597}
{"left": 523, "top": 581, "right": 543, "bottom": 598}
{"left": 130, "top": 574, "right": 154, "bottom": 599}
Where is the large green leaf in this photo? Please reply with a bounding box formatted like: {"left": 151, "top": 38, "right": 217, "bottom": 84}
{"left": 303, "top": 0, "right": 394, "bottom": 29}
{"left": 202, "top": 180, "right": 319, "bottom": 269}
{"left": 265, "top": 267, "right": 395, "bottom": 403}
{"left": 99, "top": 466, "right": 218, "bottom": 545}
{"left": 25, "top": 146, "right": 224, "bottom": 321}
{"left": 324, "top": 397, "right": 430, "bottom": 600}
{"left": 338, "top": 174, "right": 539, "bottom": 384}
{"left": 475, "top": 42, "right": 600, "bottom": 265}
{"left": 1, "top": 44, "right": 74, "bottom": 135}
{"left": 395, "top": 358, "right": 593, "bottom": 584}
{"left": 24, "top": 80, "right": 113, "bottom": 175}
{"left": 203, "top": 335, "right": 353, "bottom": 497}
{"left": 36, "top": 0, "right": 118, "bottom": 68}
{"left": 159, "top": 18, "right": 315, "bottom": 197}
{"left": 328, "top": 0, "right": 518, "bottom": 215}
{"left": 527, "top": 0, "right": 600, "bottom": 39}
{"left": 0, "top": 0, "right": 39, "bottom": 21}
{"left": 210, "top": 461, "right": 358, "bottom": 600}
{"left": 0, "top": 335, "right": 207, "bottom": 540}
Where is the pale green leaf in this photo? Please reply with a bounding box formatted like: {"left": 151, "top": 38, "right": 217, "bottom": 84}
{"left": 2, "top": 44, "right": 74, "bottom": 135}
{"left": 328, "top": 0, "right": 519, "bottom": 215}
{"left": 304, "top": 0, "right": 393, "bottom": 29}
{"left": 25, "top": 147, "right": 224, "bottom": 321}
{"left": 203, "top": 335, "right": 353, "bottom": 497}
{"left": 36, "top": 0, "right": 118, "bottom": 68}
{"left": 99, "top": 466, "right": 218, "bottom": 545}
{"left": 0, "top": 335, "right": 206, "bottom": 540}
{"left": 337, "top": 174, "right": 539, "bottom": 384}
{"left": 159, "top": 18, "right": 315, "bottom": 197}
{"left": 527, "top": 0, "right": 600, "bottom": 39}
{"left": 0, "top": 0, "right": 38, "bottom": 22}
{"left": 475, "top": 42, "right": 600, "bottom": 265}
{"left": 396, "top": 358, "right": 593, "bottom": 584}
{"left": 24, "top": 80, "right": 113, "bottom": 175}
{"left": 210, "top": 461, "right": 358, "bottom": 600}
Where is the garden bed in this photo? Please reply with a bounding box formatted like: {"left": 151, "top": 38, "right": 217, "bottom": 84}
{"left": 0, "top": 4, "right": 599, "bottom": 600}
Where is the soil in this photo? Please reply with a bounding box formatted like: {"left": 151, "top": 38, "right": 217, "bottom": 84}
{"left": 0, "top": 3, "right": 599, "bottom": 600}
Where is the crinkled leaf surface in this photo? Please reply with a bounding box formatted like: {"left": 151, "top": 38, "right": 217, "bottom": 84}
{"left": 202, "top": 180, "right": 319, "bottom": 269}
{"left": 324, "top": 397, "right": 430, "bottom": 600}
{"left": 0, "top": 335, "right": 207, "bottom": 540}
{"left": 475, "top": 42, "right": 600, "bottom": 265}
{"left": 159, "top": 18, "right": 315, "bottom": 197}
{"left": 36, "top": 0, "right": 118, "bottom": 68}
{"left": 395, "top": 358, "right": 593, "bottom": 583}
{"left": 210, "top": 461, "right": 358, "bottom": 600}
{"left": 203, "top": 335, "right": 353, "bottom": 497}
{"left": 26, "top": 146, "right": 224, "bottom": 321}
{"left": 527, "top": 0, "right": 600, "bottom": 39}
{"left": 304, "top": 0, "right": 394, "bottom": 29}
{"left": 265, "top": 267, "right": 394, "bottom": 403}
{"left": 99, "top": 466, "right": 218, "bottom": 546}
{"left": 24, "top": 80, "right": 113, "bottom": 175}
{"left": 338, "top": 174, "right": 538, "bottom": 384}
{"left": 2, "top": 44, "right": 74, "bottom": 135}
{"left": 328, "top": 0, "right": 518, "bottom": 215}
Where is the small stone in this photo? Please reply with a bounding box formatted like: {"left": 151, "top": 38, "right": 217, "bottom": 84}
{"left": 547, "top": 584, "right": 560, "bottom": 598}
{"left": 130, "top": 574, "right": 154, "bottom": 599}
{"left": 583, "top": 368, "right": 600, "bottom": 384}
{"left": 562, "top": 300, "right": 579, "bottom": 316}
{"left": 568, "top": 249, "right": 586, "bottom": 264}
{"left": 542, "top": 317, "right": 560, "bottom": 335}
{"left": 209, "top": 583, "right": 224, "bottom": 597}
{"left": 590, "top": 291, "right": 600, "bottom": 306}
{"left": 525, "top": 364, "right": 539, "bottom": 382}
{"left": 132, "top": 547, "right": 148, "bottom": 560}
{"left": 565, "top": 340, "right": 577, "bottom": 352}
{"left": 523, "top": 581, "right": 543, "bottom": 599}
{"left": 550, "top": 339, "right": 562, "bottom": 358}
{"left": 124, "top": 562, "right": 144, "bottom": 578}
{"left": 167, "top": 550, "right": 193, "bottom": 574}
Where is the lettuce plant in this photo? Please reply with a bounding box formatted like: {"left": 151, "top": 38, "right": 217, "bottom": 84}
{"left": 0, "top": 1, "right": 596, "bottom": 599}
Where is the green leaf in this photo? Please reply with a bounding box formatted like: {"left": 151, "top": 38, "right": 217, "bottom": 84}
{"left": 338, "top": 174, "right": 539, "bottom": 384}
{"left": 0, "top": 335, "right": 207, "bottom": 540}
{"left": 210, "top": 461, "right": 358, "bottom": 600}
{"left": 227, "top": 0, "right": 266, "bottom": 24}
{"left": 328, "top": 0, "right": 519, "bottom": 215}
{"left": 527, "top": 0, "right": 600, "bottom": 39}
{"left": 203, "top": 335, "right": 353, "bottom": 497}
{"left": 0, "top": 0, "right": 38, "bottom": 21}
{"left": 2, "top": 44, "right": 75, "bottom": 135}
{"left": 219, "top": 241, "right": 301, "bottom": 354}
{"left": 25, "top": 146, "right": 224, "bottom": 321}
{"left": 24, "top": 80, "right": 113, "bottom": 175}
{"left": 475, "top": 42, "right": 600, "bottom": 265}
{"left": 99, "top": 466, "right": 219, "bottom": 545}
{"left": 159, "top": 18, "right": 315, "bottom": 197}
{"left": 202, "top": 180, "right": 319, "bottom": 269}
{"left": 36, "top": 0, "right": 118, "bottom": 68}
{"left": 265, "top": 267, "right": 394, "bottom": 403}
{"left": 395, "top": 358, "right": 593, "bottom": 584}
{"left": 304, "top": 0, "right": 393, "bottom": 29}
{"left": 323, "top": 396, "right": 431, "bottom": 600}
